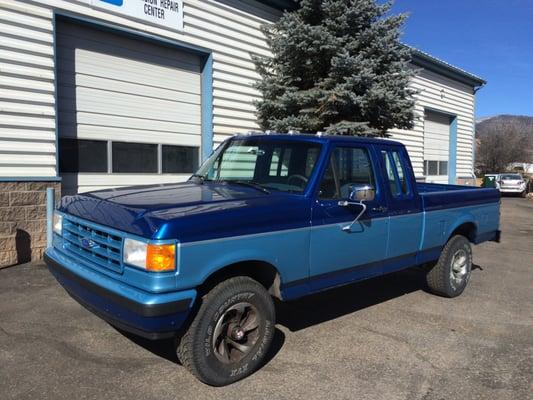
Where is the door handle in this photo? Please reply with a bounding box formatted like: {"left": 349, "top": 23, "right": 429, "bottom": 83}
{"left": 372, "top": 206, "right": 388, "bottom": 212}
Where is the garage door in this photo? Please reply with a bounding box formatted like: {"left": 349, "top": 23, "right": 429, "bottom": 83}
{"left": 56, "top": 20, "right": 202, "bottom": 194}
{"left": 423, "top": 111, "right": 450, "bottom": 183}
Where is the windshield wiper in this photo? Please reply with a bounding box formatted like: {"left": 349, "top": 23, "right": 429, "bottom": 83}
{"left": 189, "top": 174, "right": 206, "bottom": 184}
{"left": 218, "top": 179, "right": 271, "bottom": 194}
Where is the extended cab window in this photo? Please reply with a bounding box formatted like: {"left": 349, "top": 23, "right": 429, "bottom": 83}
{"left": 392, "top": 151, "right": 409, "bottom": 195}
{"left": 381, "top": 150, "right": 410, "bottom": 196}
{"left": 319, "top": 147, "right": 375, "bottom": 200}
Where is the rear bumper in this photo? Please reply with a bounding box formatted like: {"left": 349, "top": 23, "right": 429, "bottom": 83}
{"left": 499, "top": 187, "right": 525, "bottom": 193}
{"left": 44, "top": 249, "right": 196, "bottom": 340}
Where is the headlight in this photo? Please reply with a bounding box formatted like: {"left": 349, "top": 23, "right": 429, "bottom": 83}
{"left": 123, "top": 238, "right": 147, "bottom": 268}
{"left": 123, "top": 238, "right": 176, "bottom": 272}
{"left": 53, "top": 213, "right": 63, "bottom": 236}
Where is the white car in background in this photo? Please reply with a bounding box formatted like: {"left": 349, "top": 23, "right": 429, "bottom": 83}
{"left": 498, "top": 173, "right": 527, "bottom": 196}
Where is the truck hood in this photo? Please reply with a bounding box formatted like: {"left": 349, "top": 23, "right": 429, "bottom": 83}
{"left": 59, "top": 182, "right": 309, "bottom": 241}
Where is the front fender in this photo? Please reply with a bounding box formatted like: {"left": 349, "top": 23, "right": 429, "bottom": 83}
{"left": 196, "top": 247, "right": 281, "bottom": 282}
{"left": 176, "top": 228, "right": 311, "bottom": 291}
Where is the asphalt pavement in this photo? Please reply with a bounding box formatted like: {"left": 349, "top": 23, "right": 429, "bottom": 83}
{"left": 0, "top": 197, "right": 531, "bottom": 400}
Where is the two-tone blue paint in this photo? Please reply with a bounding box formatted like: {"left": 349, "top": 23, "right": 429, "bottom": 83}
{"left": 175, "top": 200, "right": 498, "bottom": 300}
{"left": 45, "top": 134, "right": 500, "bottom": 336}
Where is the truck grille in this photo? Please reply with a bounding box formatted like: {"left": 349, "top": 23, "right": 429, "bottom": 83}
{"left": 61, "top": 215, "right": 124, "bottom": 273}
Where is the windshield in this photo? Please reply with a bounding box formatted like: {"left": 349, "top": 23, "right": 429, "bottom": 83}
{"left": 195, "top": 138, "right": 322, "bottom": 193}
{"left": 500, "top": 174, "right": 522, "bottom": 180}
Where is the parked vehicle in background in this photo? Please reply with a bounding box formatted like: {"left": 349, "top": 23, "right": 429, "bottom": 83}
{"left": 498, "top": 173, "right": 527, "bottom": 196}
{"left": 44, "top": 134, "right": 501, "bottom": 386}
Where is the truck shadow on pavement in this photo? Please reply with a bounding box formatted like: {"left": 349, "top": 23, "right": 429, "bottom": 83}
{"left": 275, "top": 264, "right": 481, "bottom": 332}
{"left": 116, "top": 325, "right": 286, "bottom": 367}
{"left": 115, "top": 265, "right": 482, "bottom": 366}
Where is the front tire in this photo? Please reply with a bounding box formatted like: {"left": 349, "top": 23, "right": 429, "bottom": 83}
{"left": 426, "top": 235, "right": 473, "bottom": 298}
{"left": 177, "top": 276, "right": 275, "bottom": 386}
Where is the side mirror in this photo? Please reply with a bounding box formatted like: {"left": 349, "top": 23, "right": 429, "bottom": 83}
{"left": 338, "top": 184, "right": 375, "bottom": 233}
{"left": 348, "top": 184, "right": 375, "bottom": 202}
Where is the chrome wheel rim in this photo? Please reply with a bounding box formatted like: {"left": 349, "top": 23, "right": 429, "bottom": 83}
{"left": 450, "top": 249, "right": 469, "bottom": 284}
{"left": 212, "top": 302, "right": 260, "bottom": 364}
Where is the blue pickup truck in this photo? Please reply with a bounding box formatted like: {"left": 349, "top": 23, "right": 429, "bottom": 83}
{"left": 45, "top": 134, "right": 500, "bottom": 385}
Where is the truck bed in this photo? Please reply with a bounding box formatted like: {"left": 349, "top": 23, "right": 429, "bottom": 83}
{"left": 417, "top": 182, "right": 478, "bottom": 193}
{"left": 417, "top": 182, "right": 500, "bottom": 211}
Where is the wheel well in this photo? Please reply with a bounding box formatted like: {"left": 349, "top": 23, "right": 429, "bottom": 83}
{"left": 198, "top": 261, "right": 282, "bottom": 300}
{"left": 450, "top": 222, "right": 477, "bottom": 243}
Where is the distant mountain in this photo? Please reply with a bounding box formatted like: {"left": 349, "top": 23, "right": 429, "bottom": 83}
{"left": 475, "top": 115, "right": 533, "bottom": 169}
{"left": 475, "top": 115, "right": 497, "bottom": 124}
{"left": 476, "top": 115, "right": 533, "bottom": 137}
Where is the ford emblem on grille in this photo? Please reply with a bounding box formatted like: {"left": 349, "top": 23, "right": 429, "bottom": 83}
{"left": 80, "top": 237, "right": 98, "bottom": 249}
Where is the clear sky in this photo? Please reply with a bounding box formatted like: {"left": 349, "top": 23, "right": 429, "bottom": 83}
{"left": 390, "top": 0, "right": 533, "bottom": 119}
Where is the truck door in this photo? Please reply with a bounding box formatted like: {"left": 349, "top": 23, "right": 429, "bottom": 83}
{"left": 378, "top": 145, "right": 423, "bottom": 273}
{"left": 309, "top": 143, "right": 388, "bottom": 292}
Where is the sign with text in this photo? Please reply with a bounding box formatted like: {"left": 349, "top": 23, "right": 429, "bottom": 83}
{"left": 91, "top": 0, "right": 184, "bottom": 31}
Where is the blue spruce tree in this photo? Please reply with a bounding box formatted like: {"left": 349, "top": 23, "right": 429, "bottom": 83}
{"left": 254, "top": 0, "right": 416, "bottom": 136}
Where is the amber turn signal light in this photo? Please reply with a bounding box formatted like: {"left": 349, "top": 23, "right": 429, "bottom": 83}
{"left": 146, "top": 244, "right": 176, "bottom": 272}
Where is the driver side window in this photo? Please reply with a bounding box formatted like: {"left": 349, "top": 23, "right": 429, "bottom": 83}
{"left": 319, "top": 146, "right": 375, "bottom": 200}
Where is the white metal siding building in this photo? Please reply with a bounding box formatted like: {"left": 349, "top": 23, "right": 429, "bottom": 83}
{"left": 389, "top": 65, "right": 484, "bottom": 183}
{"left": 0, "top": 0, "right": 485, "bottom": 266}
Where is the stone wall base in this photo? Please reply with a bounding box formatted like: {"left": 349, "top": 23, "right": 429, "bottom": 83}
{"left": 0, "top": 181, "right": 61, "bottom": 268}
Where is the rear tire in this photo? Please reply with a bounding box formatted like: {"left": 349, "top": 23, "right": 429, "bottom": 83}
{"left": 426, "top": 235, "right": 472, "bottom": 298}
{"left": 177, "top": 276, "right": 275, "bottom": 386}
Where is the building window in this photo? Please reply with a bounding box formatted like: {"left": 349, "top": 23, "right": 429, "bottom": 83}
{"left": 59, "top": 139, "right": 107, "bottom": 173}
{"left": 112, "top": 142, "right": 158, "bottom": 173}
{"left": 439, "top": 161, "right": 448, "bottom": 175}
{"left": 60, "top": 139, "right": 199, "bottom": 174}
{"left": 269, "top": 147, "right": 291, "bottom": 177}
{"left": 162, "top": 145, "right": 199, "bottom": 173}
{"left": 424, "top": 160, "right": 448, "bottom": 176}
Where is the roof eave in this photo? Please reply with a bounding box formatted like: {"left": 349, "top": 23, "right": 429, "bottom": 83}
{"left": 256, "top": 0, "right": 298, "bottom": 11}
{"left": 410, "top": 49, "right": 486, "bottom": 88}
